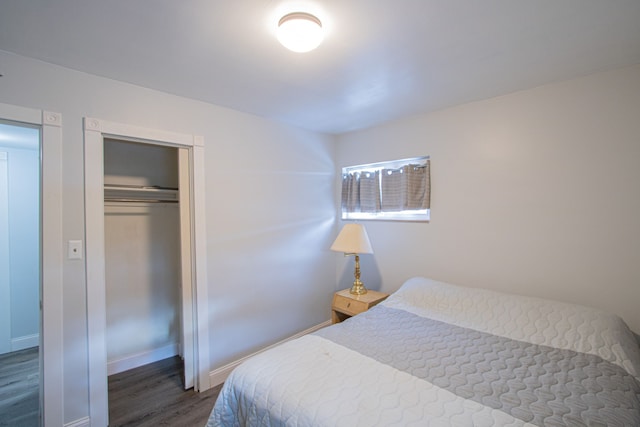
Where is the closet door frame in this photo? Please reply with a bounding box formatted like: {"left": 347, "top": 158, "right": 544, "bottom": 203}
{"left": 84, "top": 117, "right": 210, "bottom": 427}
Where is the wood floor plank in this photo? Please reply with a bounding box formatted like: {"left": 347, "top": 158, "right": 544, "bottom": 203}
{"left": 0, "top": 347, "right": 39, "bottom": 427}
{"left": 108, "top": 356, "right": 222, "bottom": 426}
{"left": 1, "top": 350, "right": 222, "bottom": 426}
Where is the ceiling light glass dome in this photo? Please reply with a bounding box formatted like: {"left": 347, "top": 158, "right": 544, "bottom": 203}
{"left": 277, "top": 12, "right": 324, "bottom": 53}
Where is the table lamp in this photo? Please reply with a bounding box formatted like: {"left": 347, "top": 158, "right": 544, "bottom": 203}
{"left": 330, "top": 223, "right": 373, "bottom": 295}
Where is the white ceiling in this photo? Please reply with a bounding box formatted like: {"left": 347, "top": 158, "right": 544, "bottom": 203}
{"left": 1, "top": 0, "right": 639, "bottom": 134}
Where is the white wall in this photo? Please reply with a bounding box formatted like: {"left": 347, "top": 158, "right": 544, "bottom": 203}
{"left": 104, "top": 203, "right": 181, "bottom": 370}
{"left": 0, "top": 50, "right": 336, "bottom": 424}
{"left": 336, "top": 64, "right": 640, "bottom": 334}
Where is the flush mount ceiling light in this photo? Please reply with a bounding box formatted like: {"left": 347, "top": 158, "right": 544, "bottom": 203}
{"left": 277, "top": 12, "right": 324, "bottom": 53}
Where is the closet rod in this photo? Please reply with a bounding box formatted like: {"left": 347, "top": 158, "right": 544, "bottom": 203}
{"left": 104, "top": 184, "right": 178, "bottom": 191}
{"left": 104, "top": 184, "right": 179, "bottom": 203}
{"left": 104, "top": 198, "right": 179, "bottom": 204}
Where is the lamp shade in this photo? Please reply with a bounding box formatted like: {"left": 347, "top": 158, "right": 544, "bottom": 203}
{"left": 330, "top": 224, "right": 373, "bottom": 254}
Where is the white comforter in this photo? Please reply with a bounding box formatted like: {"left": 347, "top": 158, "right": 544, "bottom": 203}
{"left": 207, "top": 277, "right": 640, "bottom": 426}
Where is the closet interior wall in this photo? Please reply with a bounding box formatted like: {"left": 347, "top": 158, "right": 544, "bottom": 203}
{"left": 103, "top": 138, "right": 181, "bottom": 375}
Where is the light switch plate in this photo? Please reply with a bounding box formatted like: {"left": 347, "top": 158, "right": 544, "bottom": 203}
{"left": 68, "top": 240, "right": 83, "bottom": 260}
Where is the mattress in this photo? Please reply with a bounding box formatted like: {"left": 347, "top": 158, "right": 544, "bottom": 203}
{"left": 207, "top": 277, "right": 640, "bottom": 426}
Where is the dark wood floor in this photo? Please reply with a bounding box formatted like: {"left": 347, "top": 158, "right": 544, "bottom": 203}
{"left": 1, "top": 350, "right": 221, "bottom": 426}
{"left": 0, "top": 347, "right": 40, "bottom": 427}
{"left": 108, "top": 356, "right": 222, "bottom": 427}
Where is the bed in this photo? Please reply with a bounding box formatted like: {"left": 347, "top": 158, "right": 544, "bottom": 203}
{"left": 207, "top": 277, "right": 640, "bottom": 426}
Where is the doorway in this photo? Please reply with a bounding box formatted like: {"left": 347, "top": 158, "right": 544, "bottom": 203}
{"left": 0, "top": 121, "right": 40, "bottom": 426}
{"left": 0, "top": 103, "right": 63, "bottom": 427}
{"left": 84, "top": 117, "right": 210, "bottom": 427}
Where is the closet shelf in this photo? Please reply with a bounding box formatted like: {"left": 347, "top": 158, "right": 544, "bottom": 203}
{"left": 104, "top": 184, "right": 179, "bottom": 203}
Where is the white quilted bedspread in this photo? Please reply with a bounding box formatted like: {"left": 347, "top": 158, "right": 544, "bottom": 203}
{"left": 210, "top": 334, "right": 537, "bottom": 427}
{"left": 207, "top": 277, "right": 640, "bottom": 426}
{"left": 383, "top": 277, "right": 640, "bottom": 381}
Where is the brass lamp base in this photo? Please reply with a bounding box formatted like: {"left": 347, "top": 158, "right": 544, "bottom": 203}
{"left": 349, "top": 254, "right": 367, "bottom": 295}
{"left": 350, "top": 280, "right": 367, "bottom": 295}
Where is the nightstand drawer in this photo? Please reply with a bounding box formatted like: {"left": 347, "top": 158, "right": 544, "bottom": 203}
{"left": 331, "top": 289, "right": 389, "bottom": 324}
{"left": 333, "top": 294, "right": 367, "bottom": 315}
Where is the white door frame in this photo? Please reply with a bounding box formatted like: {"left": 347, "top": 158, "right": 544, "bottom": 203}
{"left": 83, "top": 117, "right": 210, "bottom": 427}
{"left": 0, "top": 103, "right": 64, "bottom": 427}
{"left": 0, "top": 151, "right": 10, "bottom": 355}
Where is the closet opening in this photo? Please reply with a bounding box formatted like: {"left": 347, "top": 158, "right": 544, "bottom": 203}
{"left": 84, "top": 117, "right": 210, "bottom": 427}
{"left": 103, "top": 139, "right": 183, "bottom": 379}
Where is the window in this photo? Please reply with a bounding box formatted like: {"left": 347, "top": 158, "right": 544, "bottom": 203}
{"left": 341, "top": 156, "right": 430, "bottom": 221}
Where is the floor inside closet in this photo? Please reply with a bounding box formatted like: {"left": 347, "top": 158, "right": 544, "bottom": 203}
{"left": 108, "top": 356, "right": 221, "bottom": 426}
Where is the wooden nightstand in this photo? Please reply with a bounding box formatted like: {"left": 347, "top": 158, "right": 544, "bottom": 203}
{"left": 331, "top": 289, "right": 389, "bottom": 323}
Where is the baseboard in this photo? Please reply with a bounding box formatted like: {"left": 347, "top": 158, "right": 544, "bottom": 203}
{"left": 209, "top": 320, "right": 332, "bottom": 387}
{"left": 64, "top": 416, "right": 90, "bottom": 427}
{"left": 107, "top": 343, "right": 179, "bottom": 375}
{"left": 11, "top": 333, "right": 39, "bottom": 351}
